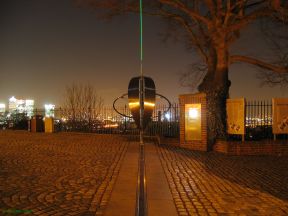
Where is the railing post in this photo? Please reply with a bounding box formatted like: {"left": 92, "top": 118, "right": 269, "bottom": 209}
{"left": 158, "top": 111, "right": 161, "bottom": 123}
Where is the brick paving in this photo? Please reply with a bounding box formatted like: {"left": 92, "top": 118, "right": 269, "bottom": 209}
{"left": 157, "top": 144, "right": 288, "bottom": 216}
{"left": 1, "top": 131, "right": 288, "bottom": 216}
{"left": 0, "top": 131, "right": 128, "bottom": 216}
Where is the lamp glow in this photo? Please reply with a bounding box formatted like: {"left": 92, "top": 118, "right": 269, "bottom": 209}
{"left": 129, "top": 101, "right": 155, "bottom": 109}
{"left": 129, "top": 102, "right": 140, "bottom": 109}
{"left": 144, "top": 102, "right": 155, "bottom": 107}
{"left": 189, "top": 108, "right": 199, "bottom": 119}
{"left": 165, "top": 113, "right": 171, "bottom": 120}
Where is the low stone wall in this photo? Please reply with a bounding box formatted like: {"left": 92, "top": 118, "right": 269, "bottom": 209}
{"left": 157, "top": 136, "right": 288, "bottom": 156}
{"left": 214, "top": 140, "right": 288, "bottom": 156}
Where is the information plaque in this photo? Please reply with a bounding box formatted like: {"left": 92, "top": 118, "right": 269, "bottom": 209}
{"left": 185, "top": 104, "right": 201, "bottom": 141}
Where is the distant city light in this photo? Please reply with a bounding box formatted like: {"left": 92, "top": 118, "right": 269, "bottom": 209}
{"left": 165, "top": 112, "right": 171, "bottom": 120}
{"left": 44, "top": 104, "right": 55, "bottom": 117}
{"left": 44, "top": 104, "right": 55, "bottom": 110}
{"left": 8, "top": 96, "right": 34, "bottom": 117}
{"left": 9, "top": 96, "right": 17, "bottom": 102}
{"left": 0, "top": 103, "right": 5, "bottom": 113}
{"left": 26, "top": 100, "right": 34, "bottom": 106}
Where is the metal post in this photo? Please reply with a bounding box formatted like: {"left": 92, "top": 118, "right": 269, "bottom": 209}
{"left": 136, "top": 0, "right": 147, "bottom": 215}
{"left": 136, "top": 139, "right": 147, "bottom": 216}
{"left": 139, "top": 0, "right": 144, "bottom": 145}
{"left": 136, "top": 63, "right": 147, "bottom": 216}
{"left": 124, "top": 104, "right": 127, "bottom": 132}
{"left": 158, "top": 111, "right": 161, "bottom": 123}
{"left": 139, "top": 75, "right": 144, "bottom": 144}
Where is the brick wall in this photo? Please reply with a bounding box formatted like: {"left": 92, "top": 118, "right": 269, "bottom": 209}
{"left": 214, "top": 140, "right": 288, "bottom": 156}
{"left": 179, "top": 93, "right": 208, "bottom": 151}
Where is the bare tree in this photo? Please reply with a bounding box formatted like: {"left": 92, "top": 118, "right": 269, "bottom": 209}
{"left": 75, "top": 0, "right": 288, "bottom": 146}
{"left": 257, "top": 18, "right": 288, "bottom": 86}
{"left": 63, "top": 83, "right": 104, "bottom": 131}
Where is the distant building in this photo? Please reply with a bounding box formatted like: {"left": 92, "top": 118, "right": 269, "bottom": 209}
{"left": 8, "top": 96, "right": 17, "bottom": 112}
{"left": 0, "top": 103, "right": 5, "bottom": 113}
{"left": 44, "top": 104, "right": 55, "bottom": 117}
{"left": 25, "top": 100, "right": 34, "bottom": 117}
{"left": 8, "top": 96, "right": 34, "bottom": 117}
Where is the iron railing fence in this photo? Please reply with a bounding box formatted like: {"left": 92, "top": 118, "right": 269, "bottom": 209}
{"left": 1, "top": 101, "right": 287, "bottom": 140}
{"left": 1, "top": 103, "right": 180, "bottom": 138}
{"left": 244, "top": 100, "right": 273, "bottom": 140}
{"left": 229, "top": 100, "right": 287, "bottom": 140}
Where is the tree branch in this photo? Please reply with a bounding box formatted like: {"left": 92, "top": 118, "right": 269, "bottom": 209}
{"left": 230, "top": 55, "right": 288, "bottom": 73}
{"left": 157, "top": 8, "right": 209, "bottom": 63}
{"left": 228, "top": 7, "right": 272, "bottom": 32}
{"left": 158, "top": 0, "right": 212, "bottom": 26}
{"left": 203, "top": 0, "right": 216, "bottom": 19}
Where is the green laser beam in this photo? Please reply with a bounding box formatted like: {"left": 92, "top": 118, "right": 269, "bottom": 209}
{"left": 140, "top": 0, "right": 143, "bottom": 62}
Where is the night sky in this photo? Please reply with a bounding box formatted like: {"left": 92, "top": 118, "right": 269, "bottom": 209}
{"left": 0, "top": 0, "right": 287, "bottom": 108}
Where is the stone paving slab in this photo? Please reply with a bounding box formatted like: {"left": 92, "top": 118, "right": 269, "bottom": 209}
{"left": 104, "top": 142, "right": 139, "bottom": 216}
{"left": 145, "top": 143, "right": 178, "bottom": 216}
{"left": 0, "top": 131, "right": 128, "bottom": 216}
{"left": 157, "top": 144, "right": 288, "bottom": 216}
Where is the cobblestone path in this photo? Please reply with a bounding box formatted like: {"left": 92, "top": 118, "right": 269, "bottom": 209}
{"left": 0, "top": 131, "right": 128, "bottom": 216}
{"left": 157, "top": 144, "right": 288, "bottom": 216}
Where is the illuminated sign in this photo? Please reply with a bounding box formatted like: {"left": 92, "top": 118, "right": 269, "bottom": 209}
{"left": 185, "top": 104, "right": 201, "bottom": 141}
{"left": 226, "top": 98, "right": 245, "bottom": 135}
{"left": 272, "top": 98, "right": 288, "bottom": 134}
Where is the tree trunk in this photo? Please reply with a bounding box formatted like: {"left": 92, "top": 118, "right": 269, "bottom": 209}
{"left": 198, "top": 44, "right": 230, "bottom": 150}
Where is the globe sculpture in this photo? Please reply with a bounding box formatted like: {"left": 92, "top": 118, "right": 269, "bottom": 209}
{"left": 113, "top": 76, "right": 171, "bottom": 130}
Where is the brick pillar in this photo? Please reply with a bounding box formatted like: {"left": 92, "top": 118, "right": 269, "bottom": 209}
{"left": 179, "top": 93, "right": 208, "bottom": 151}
